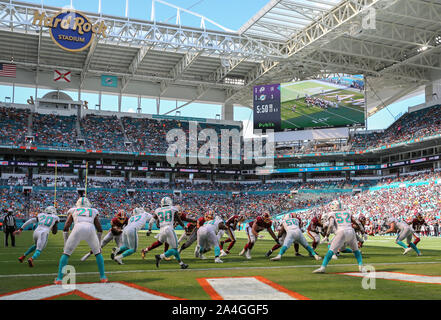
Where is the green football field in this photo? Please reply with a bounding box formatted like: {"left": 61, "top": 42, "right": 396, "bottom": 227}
{"left": 280, "top": 87, "right": 365, "bottom": 130}
{"left": 1, "top": 230, "right": 441, "bottom": 300}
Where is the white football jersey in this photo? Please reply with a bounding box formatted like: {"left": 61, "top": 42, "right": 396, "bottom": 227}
{"left": 35, "top": 213, "right": 60, "bottom": 232}
{"left": 329, "top": 210, "right": 353, "bottom": 231}
{"left": 68, "top": 207, "right": 99, "bottom": 225}
{"left": 127, "top": 211, "right": 153, "bottom": 231}
{"left": 202, "top": 216, "right": 224, "bottom": 234}
{"left": 154, "top": 205, "right": 179, "bottom": 229}
{"left": 282, "top": 215, "right": 301, "bottom": 231}
{"left": 387, "top": 217, "right": 408, "bottom": 232}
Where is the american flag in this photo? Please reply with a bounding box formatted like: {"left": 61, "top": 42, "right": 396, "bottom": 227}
{"left": 0, "top": 63, "right": 16, "bottom": 78}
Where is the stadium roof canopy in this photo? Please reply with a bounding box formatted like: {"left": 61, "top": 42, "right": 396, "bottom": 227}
{"left": 0, "top": 0, "right": 440, "bottom": 117}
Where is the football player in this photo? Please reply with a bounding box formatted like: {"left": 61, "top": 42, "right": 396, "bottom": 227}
{"left": 219, "top": 214, "right": 245, "bottom": 256}
{"left": 408, "top": 212, "right": 426, "bottom": 249}
{"left": 179, "top": 213, "right": 206, "bottom": 255}
{"left": 354, "top": 214, "right": 367, "bottom": 248}
{"left": 81, "top": 209, "right": 129, "bottom": 262}
{"left": 307, "top": 214, "right": 323, "bottom": 251}
{"left": 16, "top": 206, "right": 59, "bottom": 267}
{"left": 271, "top": 212, "right": 321, "bottom": 261}
{"left": 197, "top": 212, "right": 228, "bottom": 263}
{"left": 55, "top": 197, "right": 107, "bottom": 284}
{"left": 381, "top": 216, "right": 421, "bottom": 256}
{"left": 239, "top": 213, "right": 279, "bottom": 260}
{"left": 313, "top": 200, "right": 364, "bottom": 273}
{"left": 152, "top": 197, "right": 188, "bottom": 269}
{"left": 112, "top": 207, "right": 153, "bottom": 264}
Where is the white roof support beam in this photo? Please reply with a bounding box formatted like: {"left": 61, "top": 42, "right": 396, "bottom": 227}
{"left": 80, "top": 38, "right": 99, "bottom": 90}
{"left": 168, "top": 50, "right": 203, "bottom": 80}
{"left": 207, "top": 57, "right": 247, "bottom": 83}
{"left": 121, "top": 44, "right": 152, "bottom": 92}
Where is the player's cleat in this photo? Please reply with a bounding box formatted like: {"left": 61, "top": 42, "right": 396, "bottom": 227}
{"left": 180, "top": 263, "right": 189, "bottom": 269}
{"left": 359, "top": 265, "right": 365, "bottom": 272}
{"left": 314, "top": 255, "right": 322, "bottom": 261}
{"left": 81, "top": 251, "right": 92, "bottom": 262}
{"left": 295, "top": 253, "right": 303, "bottom": 257}
{"left": 245, "top": 250, "right": 252, "bottom": 260}
{"left": 270, "top": 255, "right": 281, "bottom": 261}
{"left": 100, "top": 278, "right": 108, "bottom": 283}
{"left": 313, "top": 266, "right": 326, "bottom": 274}
{"left": 114, "top": 255, "right": 124, "bottom": 265}
{"left": 332, "top": 254, "right": 338, "bottom": 260}
{"left": 417, "top": 251, "right": 422, "bottom": 256}
{"left": 200, "top": 254, "right": 207, "bottom": 260}
{"left": 18, "top": 255, "right": 25, "bottom": 263}
{"left": 141, "top": 248, "right": 148, "bottom": 259}
{"left": 403, "top": 247, "right": 412, "bottom": 255}
{"left": 219, "top": 250, "right": 228, "bottom": 257}
{"left": 54, "top": 279, "right": 62, "bottom": 285}
{"left": 155, "top": 255, "right": 161, "bottom": 268}
{"left": 110, "top": 247, "right": 118, "bottom": 260}
{"left": 27, "top": 258, "right": 34, "bottom": 267}
{"left": 265, "top": 250, "right": 273, "bottom": 257}
{"left": 194, "top": 246, "right": 200, "bottom": 258}
{"left": 214, "top": 257, "right": 223, "bottom": 263}
{"left": 238, "top": 249, "right": 245, "bottom": 256}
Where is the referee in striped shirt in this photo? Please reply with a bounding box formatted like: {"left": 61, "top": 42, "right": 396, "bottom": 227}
{"left": 2, "top": 209, "right": 17, "bottom": 247}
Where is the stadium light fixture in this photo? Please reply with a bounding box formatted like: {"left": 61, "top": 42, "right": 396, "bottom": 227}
{"left": 417, "top": 46, "right": 428, "bottom": 53}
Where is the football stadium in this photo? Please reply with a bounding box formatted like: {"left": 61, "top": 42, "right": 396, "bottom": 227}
{"left": 1, "top": 0, "right": 441, "bottom": 307}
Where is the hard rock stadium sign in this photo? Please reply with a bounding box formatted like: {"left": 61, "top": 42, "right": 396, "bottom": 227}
{"left": 32, "top": 9, "right": 107, "bottom": 52}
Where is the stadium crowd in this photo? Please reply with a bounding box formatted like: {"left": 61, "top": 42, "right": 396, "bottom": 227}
{"left": 351, "top": 104, "right": 441, "bottom": 150}
{"left": 0, "top": 104, "right": 440, "bottom": 156}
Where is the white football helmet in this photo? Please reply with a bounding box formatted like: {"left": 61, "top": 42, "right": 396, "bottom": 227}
{"left": 76, "top": 197, "right": 92, "bottom": 208}
{"left": 132, "top": 207, "right": 145, "bottom": 215}
{"left": 44, "top": 206, "right": 57, "bottom": 215}
{"left": 160, "top": 197, "right": 173, "bottom": 207}
{"left": 329, "top": 200, "right": 341, "bottom": 211}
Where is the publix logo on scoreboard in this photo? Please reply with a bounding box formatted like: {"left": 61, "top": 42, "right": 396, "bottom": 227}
{"left": 32, "top": 10, "right": 107, "bottom": 52}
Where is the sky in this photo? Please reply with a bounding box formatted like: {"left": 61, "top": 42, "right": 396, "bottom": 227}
{"left": 0, "top": 0, "right": 427, "bottom": 132}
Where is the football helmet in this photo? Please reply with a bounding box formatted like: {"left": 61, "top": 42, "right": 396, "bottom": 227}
{"left": 329, "top": 200, "right": 341, "bottom": 211}
{"left": 132, "top": 207, "right": 145, "bottom": 215}
{"left": 116, "top": 209, "right": 127, "bottom": 221}
{"left": 44, "top": 206, "right": 57, "bottom": 215}
{"left": 160, "top": 197, "right": 173, "bottom": 207}
{"left": 205, "top": 210, "right": 214, "bottom": 221}
{"left": 263, "top": 212, "right": 271, "bottom": 223}
{"left": 76, "top": 197, "right": 92, "bottom": 208}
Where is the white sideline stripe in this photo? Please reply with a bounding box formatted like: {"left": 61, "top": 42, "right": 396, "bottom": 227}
{"left": 340, "top": 272, "right": 441, "bottom": 285}
{"left": 0, "top": 283, "right": 170, "bottom": 300}
{"left": 206, "top": 278, "right": 295, "bottom": 300}
{"left": 0, "top": 261, "right": 440, "bottom": 278}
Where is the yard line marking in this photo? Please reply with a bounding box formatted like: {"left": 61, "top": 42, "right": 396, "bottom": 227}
{"left": 339, "top": 271, "right": 441, "bottom": 285}
{"left": 0, "top": 281, "right": 181, "bottom": 300}
{"left": 197, "top": 276, "right": 309, "bottom": 300}
{"left": 0, "top": 261, "right": 440, "bottom": 278}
